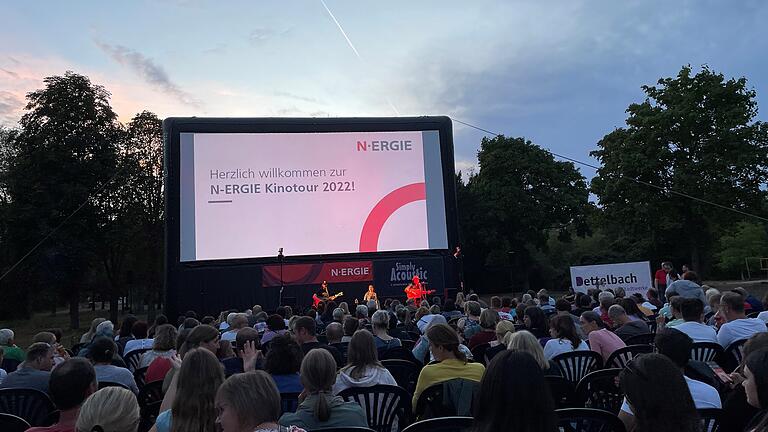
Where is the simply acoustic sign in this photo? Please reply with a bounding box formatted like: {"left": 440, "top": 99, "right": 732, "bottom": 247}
{"left": 570, "top": 261, "right": 652, "bottom": 296}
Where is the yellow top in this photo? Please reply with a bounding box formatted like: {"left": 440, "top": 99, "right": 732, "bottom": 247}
{"left": 412, "top": 358, "right": 485, "bottom": 410}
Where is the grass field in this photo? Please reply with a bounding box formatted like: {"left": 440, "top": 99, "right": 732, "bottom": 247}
{"left": 0, "top": 307, "right": 148, "bottom": 350}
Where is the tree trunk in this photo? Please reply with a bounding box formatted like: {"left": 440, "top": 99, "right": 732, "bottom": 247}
{"left": 109, "top": 290, "right": 119, "bottom": 324}
{"left": 69, "top": 287, "right": 80, "bottom": 330}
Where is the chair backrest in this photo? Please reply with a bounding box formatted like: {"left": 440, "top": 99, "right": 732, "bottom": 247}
{"left": 137, "top": 381, "right": 164, "bottom": 431}
{"left": 605, "top": 345, "right": 653, "bottom": 369}
{"left": 98, "top": 381, "right": 130, "bottom": 390}
{"left": 400, "top": 339, "right": 416, "bottom": 351}
{"left": 123, "top": 348, "right": 151, "bottom": 373}
{"left": 469, "top": 343, "right": 491, "bottom": 366}
{"left": 134, "top": 366, "right": 148, "bottom": 391}
{"left": 546, "top": 376, "right": 578, "bottom": 409}
{"left": 414, "top": 379, "right": 478, "bottom": 420}
{"left": 280, "top": 392, "right": 301, "bottom": 415}
{"left": 724, "top": 339, "right": 749, "bottom": 372}
{"left": 331, "top": 342, "right": 350, "bottom": 364}
{"left": 0, "top": 359, "right": 21, "bottom": 373}
{"left": 0, "top": 388, "right": 57, "bottom": 427}
{"left": 407, "top": 331, "right": 421, "bottom": 342}
{"left": 556, "top": 408, "right": 626, "bottom": 432}
{"left": 575, "top": 369, "right": 624, "bottom": 414}
{"left": 698, "top": 408, "right": 722, "bottom": 432}
{"left": 624, "top": 333, "right": 655, "bottom": 346}
{"left": 551, "top": 351, "right": 603, "bottom": 384}
{"left": 381, "top": 359, "right": 421, "bottom": 394}
{"left": 690, "top": 343, "right": 724, "bottom": 364}
{"left": 401, "top": 416, "right": 474, "bottom": 432}
{"left": 339, "top": 384, "right": 413, "bottom": 432}
{"left": 0, "top": 413, "right": 31, "bottom": 432}
{"left": 380, "top": 346, "right": 419, "bottom": 365}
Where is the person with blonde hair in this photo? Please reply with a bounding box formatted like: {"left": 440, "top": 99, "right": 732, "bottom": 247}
{"left": 333, "top": 330, "right": 396, "bottom": 395}
{"left": 279, "top": 349, "right": 367, "bottom": 430}
{"left": 507, "top": 330, "right": 561, "bottom": 376}
{"left": 412, "top": 323, "right": 485, "bottom": 410}
{"left": 216, "top": 371, "right": 304, "bottom": 432}
{"left": 151, "top": 348, "right": 224, "bottom": 432}
{"left": 140, "top": 324, "right": 178, "bottom": 368}
{"left": 80, "top": 318, "right": 106, "bottom": 344}
{"left": 484, "top": 320, "right": 515, "bottom": 362}
{"left": 468, "top": 309, "right": 500, "bottom": 349}
{"left": 76, "top": 386, "right": 139, "bottom": 432}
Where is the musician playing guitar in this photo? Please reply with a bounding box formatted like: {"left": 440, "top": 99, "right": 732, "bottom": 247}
{"left": 312, "top": 280, "right": 343, "bottom": 308}
{"left": 404, "top": 275, "right": 434, "bottom": 307}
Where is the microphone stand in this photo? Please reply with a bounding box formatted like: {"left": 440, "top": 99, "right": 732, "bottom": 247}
{"left": 278, "top": 248, "right": 285, "bottom": 307}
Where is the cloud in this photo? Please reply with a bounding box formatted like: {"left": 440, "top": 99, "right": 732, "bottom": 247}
{"left": 203, "top": 44, "right": 227, "bottom": 55}
{"left": 0, "top": 91, "right": 25, "bottom": 126}
{"left": 93, "top": 39, "right": 200, "bottom": 107}
{"left": 273, "top": 91, "right": 324, "bottom": 105}
{"left": 0, "top": 68, "right": 20, "bottom": 79}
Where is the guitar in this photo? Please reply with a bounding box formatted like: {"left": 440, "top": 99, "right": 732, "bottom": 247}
{"left": 313, "top": 292, "right": 344, "bottom": 307}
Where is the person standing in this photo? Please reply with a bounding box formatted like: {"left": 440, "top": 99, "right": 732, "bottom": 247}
{"left": 655, "top": 262, "right": 671, "bottom": 302}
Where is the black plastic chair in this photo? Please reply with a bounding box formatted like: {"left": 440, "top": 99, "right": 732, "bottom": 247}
{"left": 0, "top": 388, "right": 57, "bottom": 427}
{"left": 414, "top": 379, "right": 478, "bottom": 420}
{"left": 331, "top": 342, "right": 350, "bottom": 364}
{"left": 552, "top": 351, "right": 603, "bottom": 384}
{"left": 382, "top": 359, "right": 421, "bottom": 394}
{"left": 123, "top": 348, "right": 151, "bottom": 373}
{"left": 0, "top": 413, "right": 31, "bottom": 432}
{"left": 380, "top": 346, "right": 420, "bottom": 365}
{"left": 623, "top": 333, "right": 655, "bottom": 347}
{"left": 137, "top": 380, "right": 164, "bottom": 428}
{"left": 0, "top": 359, "right": 21, "bottom": 373}
{"left": 698, "top": 408, "right": 722, "bottom": 432}
{"left": 134, "top": 366, "right": 148, "bottom": 391}
{"left": 98, "top": 381, "right": 130, "bottom": 390}
{"left": 280, "top": 392, "right": 301, "bottom": 414}
{"left": 401, "top": 416, "right": 473, "bottom": 432}
{"left": 575, "top": 369, "right": 624, "bottom": 414}
{"left": 556, "top": 408, "right": 626, "bottom": 432}
{"left": 339, "top": 384, "right": 413, "bottom": 432}
{"left": 605, "top": 345, "right": 653, "bottom": 369}
{"left": 469, "top": 343, "right": 490, "bottom": 366}
{"left": 546, "top": 376, "right": 579, "bottom": 409}
{"left": 723, "top": 339, "right": 749, "bottom": 373}
{"left": 690, "top": 342, "right": 724, "bottom": 364}
{"left": 400, "top": 339, "right": 416, "bottom": 351}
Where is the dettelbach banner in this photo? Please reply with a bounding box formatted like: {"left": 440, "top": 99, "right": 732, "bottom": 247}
{"left": 570, "top": 261, "right": 652, "bottom": 296}
{"left": 373, "top": 257, "right": 445, "bottom": 298}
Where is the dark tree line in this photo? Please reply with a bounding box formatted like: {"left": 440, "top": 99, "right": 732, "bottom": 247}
{"left": 0, "top": 66, "right": 766, "bottom": 326}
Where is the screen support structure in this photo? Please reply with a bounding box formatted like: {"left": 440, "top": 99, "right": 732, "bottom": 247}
{"left": 278, "top": 248, "right": 285, "bottom": 305}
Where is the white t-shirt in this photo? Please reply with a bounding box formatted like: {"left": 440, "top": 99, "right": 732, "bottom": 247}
{"left": 221, "top": 329, "right": 238, "bottom": 342}
{"left": 757, "top": 311, "right": 768, "bottom": 323}
{"left": 621, "top": 376, "right": 721, "bottom": 414}
{"left": 543, "top": 338, "right": 589, "bottom": 360}
{"left": 675, "top": 321, "right": 718, "bottom": 344}
{"left": 717, "top": 318, "right": 767, "bottom": 348}
{"left": 123, "top": 338, "right": 154, "bottom": 356}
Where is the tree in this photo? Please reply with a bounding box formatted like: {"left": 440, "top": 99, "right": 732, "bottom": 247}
{"left": 459, "top": 135, "right": 591, "bottom": 291}
{"left": 3, "top": 72, "right": 122, "bottom": 327}
{"left": 716, "top": 221, "right": 768, "bottom": 278}
{"left": 591, "top": 66, "right": 768, "bottom": 274}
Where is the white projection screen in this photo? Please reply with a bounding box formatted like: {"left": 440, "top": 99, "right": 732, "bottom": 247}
{"left": 167, "top": 118, "right": 457, "bottom": 262}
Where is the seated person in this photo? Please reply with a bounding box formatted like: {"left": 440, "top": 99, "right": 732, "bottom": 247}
{"left": 412, "top": 323, "right": 485, "bottom": 410}
{"left": 507, "top": 330, "right": 561, "bottom": 376}
{"left": 27, "top": 358, "right": 97, "bottom": 432}
{"left": 468, "top": 309, "right": 501, "bottom": 350}
{"left": 371, "top": 310, "right": 401, "bottom": 353}
{"left": 609, "top": 305, "right": 650, "bottom": 342}
{"left": 717, "top": 292, "right": 767, "bottom": 349}
{"left": 90, "top": 337, "right": 139, "bottom": 394}
{"left": 265, "top": 334, "right": 304, "bottom": 393}
{"left": 333, "top": 330, "right": 396, "bottom": 394}
{"left": 580, "top": 311, "right": 625, "bottom": 363}
{"left": 0, "top": 342, "right": 53, "bottom": 393}
{"left": 294, "top": 317, "right": 343, "bottom": 366}
{"left": 75, "top": 387, "right": 139, "bottom": 432}
{"left": 279, "top": 349, "right": 367, "bottom": 430}
{"left": 543, "top": 315, "right": 589, "bottom": 360}
{"left": 675, "top": 298, "right": 718, "bottom": 343}
{"left": 221, "top": 328, "right": 262, "bottom": 376}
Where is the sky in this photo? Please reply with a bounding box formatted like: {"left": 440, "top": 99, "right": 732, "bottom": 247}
{"left": 1, "top": 0, "right": 767, "bottom": 179}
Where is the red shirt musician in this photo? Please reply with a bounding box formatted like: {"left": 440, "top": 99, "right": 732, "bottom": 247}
{"left": 404, "top": 275, "right": 434, "bottom": 307}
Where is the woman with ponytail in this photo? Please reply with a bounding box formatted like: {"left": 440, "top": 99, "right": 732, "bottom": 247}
{"left": 278, "top": 348, "right": 367, "bottom": 430}
{"left": 411, "top": 323, "right": 485, "bottom": 410}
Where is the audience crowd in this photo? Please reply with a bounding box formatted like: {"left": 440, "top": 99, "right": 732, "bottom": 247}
{"left": 1, "top": 274, "right": 768, "bottom": 432}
